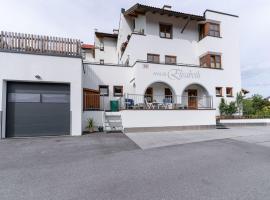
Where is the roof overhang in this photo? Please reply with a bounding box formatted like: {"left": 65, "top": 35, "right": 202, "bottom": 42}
{"left": 95, "top": 32, "right": 118, "bottom": 39}
{"left": 124, "top": 3, "right": 205, "bottom": 21}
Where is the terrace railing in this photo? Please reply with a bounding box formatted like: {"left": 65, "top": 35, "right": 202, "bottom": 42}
{"left": 0, "top": 31, "right": 81, "bottom": 57}
{"left": 83, "top": 93, "right": 213, "bottom": 111}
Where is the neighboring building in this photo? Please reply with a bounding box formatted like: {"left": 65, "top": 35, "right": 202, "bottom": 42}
{"left": 83, "top": 3, "right": 242, "bottom": 132}
{"left": 266, "top": 96, "right": 270, "bottom": 102}
{"left": 0, "top": 31, "right": 82, "bottom": 138}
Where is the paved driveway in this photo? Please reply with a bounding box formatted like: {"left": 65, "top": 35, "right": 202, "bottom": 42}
{"left": 1, "top": 127, "right": 270, "bottom": 200}
{"left": 125, "top": 126, "right": 270, "bottom": 149}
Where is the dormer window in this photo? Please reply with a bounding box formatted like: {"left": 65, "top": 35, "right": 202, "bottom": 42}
{"left": 160, "top": 24, "right": 172, "bottom": 39}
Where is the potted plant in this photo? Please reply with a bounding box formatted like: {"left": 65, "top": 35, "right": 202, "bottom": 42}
{"left": 86, "top": 118, "right": 95, "bottom": 133}
{"left": 98, "top": 126, "right": 104, "bottom": 132}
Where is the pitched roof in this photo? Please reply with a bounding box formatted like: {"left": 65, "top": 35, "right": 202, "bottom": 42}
{"left": 81, "top": 44, "right": 94, "bottom": 49}
{"left": 124, "top": 3, "right": 205, "bottom": 21}
{"left": 95, "top": 32, "right": 118, "bottom": 39}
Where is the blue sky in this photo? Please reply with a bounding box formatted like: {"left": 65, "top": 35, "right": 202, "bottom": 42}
{"left": 0, "top": 0, "right": 270, "bottom": 97}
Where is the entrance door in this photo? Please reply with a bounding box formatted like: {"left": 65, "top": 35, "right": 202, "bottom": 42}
{"left": 145, "top": 87, "right": 153, "bottom": 102}
{"left": 188, "top": 89, "right": 198, "bottom": 109}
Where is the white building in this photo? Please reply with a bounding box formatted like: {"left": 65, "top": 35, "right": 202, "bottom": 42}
{"left": 0, "top": 3, "right": 242, "bottom": 137}
{"left": 82, "top": 4, "right": 241, "bottom": 132}
{"left": 0, "top": 32, "right": 82, "bottom": 138}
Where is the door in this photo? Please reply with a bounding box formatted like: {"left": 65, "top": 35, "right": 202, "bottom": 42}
{"left": 188, "top": 89, "right": 198, "bottom": 109}
{"left": 145, "top": 87, "right": 153, "bottom": 102}
{"left": 83, "top": 88, "right": 100, "bottom": 110}
{"left": 165, "top": 88, "right": 172, "bottom": 103}
{"left": 6, "top": 82, "right": 70, "bottom": 137}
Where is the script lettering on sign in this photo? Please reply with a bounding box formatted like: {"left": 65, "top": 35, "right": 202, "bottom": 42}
{"left": 153, "top": 68, "right": 200, "bottom": 80}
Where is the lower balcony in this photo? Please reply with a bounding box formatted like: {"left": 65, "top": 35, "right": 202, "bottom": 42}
{"left": 83, "top": 94, "right": 213, "bottom": 111}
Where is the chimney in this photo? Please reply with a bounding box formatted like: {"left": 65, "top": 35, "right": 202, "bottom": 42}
{"left": 113, "top": 29, "right": 119, "bottom": 34}
{"left": 162, "top": 5, "right": 172, "bottom": 10}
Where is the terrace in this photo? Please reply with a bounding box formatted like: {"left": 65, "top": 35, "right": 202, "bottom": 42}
{"left": 0, "top": 31, "right": 81, "bottom": 57}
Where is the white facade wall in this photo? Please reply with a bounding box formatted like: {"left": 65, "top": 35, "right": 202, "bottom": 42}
{"left": 94, "top": 37, "right": 118, "bottom": 64}
{"left": 83, "top": 8, "right": 241, "bottom": 120}
{"left": 0, "top": 52, "right": 82, "bottom": 137}
{"left": 83, "top": 111, "right": 104, "bottom": 131}
{"left": 121, "top": 110, "right": 216, "bottom": 128}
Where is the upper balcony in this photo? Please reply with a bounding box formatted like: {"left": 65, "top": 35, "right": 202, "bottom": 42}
{"left": 0, "top": 31, "right": 81, "bottom": 58}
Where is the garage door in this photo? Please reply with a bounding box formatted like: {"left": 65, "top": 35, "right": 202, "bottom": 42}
{"left": 6, "top": 82, "right": 70, "bottom": 137}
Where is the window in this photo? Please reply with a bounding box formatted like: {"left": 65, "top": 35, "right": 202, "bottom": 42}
{"left": 210, "top": 55, "right": 221, "bottom": 68}
{"left": 99, "top": 85, "right": 109, "bottom": 96}
{"left": 100, "top": 41, "right": 104, "bottom": 51}
{"left": 113, "top": 86, "right": 123, "bottom": 97}
{"left": 216, "top": 87, "right": 223, "bottom": 97}
{"left": 209, "top": 23, "right": 220, "bottom": 37}
{"left": 42, "top": 94, "right": 70, "bottom": 103}
{"left": 226, "top": 87, "right": 233, "bottom": 97}
{"left": 147, "top": 54, "right": 160, "bottom": 63}
{"left": 200, "top": 54, "right": 222, "bottom": 69}
{"left": 199, "top": 23, "right": 220, "bottom": 40}
{"left": 160, "top": 24, "right": 172, "bottom": 39}
{"left": 165, "top": 55, "right": 177, "bottom": 65}
{"left": 8, "top": 93, "right": 40, "bottom": 103}
{"left": 100, "top": 59, "right": 104, "bottom": 64}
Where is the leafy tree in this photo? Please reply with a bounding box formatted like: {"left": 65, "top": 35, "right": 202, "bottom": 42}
{"left": 219, "top": 98, "right": 227, "bottom": 116}
{"left": 252, "top": 94, "right": 266, "bottom": 111}
{"left": 256, "top": 106, "right": 270, "bottom": 117}
{"left": 226, "top": 102, "right": 237, "bottom": 116}
{"left": 243, "top": 99, "right": 255, "bottom": 115}
{"left": 218, "top": 98, "right": 237, "bottom": 116}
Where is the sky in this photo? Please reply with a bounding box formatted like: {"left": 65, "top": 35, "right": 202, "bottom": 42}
{"left": 0, "top": 0, "right": 270, "bottom": 97}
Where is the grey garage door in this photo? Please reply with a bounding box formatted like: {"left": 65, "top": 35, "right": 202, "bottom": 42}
{"left": 6, "top": 82, "right": 70, "bottom": 137}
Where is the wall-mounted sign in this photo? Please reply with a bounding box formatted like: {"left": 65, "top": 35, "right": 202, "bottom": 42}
{"left": 153, "top": 68, "right": 200, "bottom": 80}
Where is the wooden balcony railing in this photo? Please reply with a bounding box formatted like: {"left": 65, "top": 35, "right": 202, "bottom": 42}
{"left": 0, "top": 31, "right": 81, "bottom": 57}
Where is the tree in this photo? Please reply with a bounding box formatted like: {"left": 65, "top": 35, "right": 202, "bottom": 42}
{"left": 218, "top": 98, "right": 237, "bottom": 116}
{"left": 219, "top": 98, "right": 227, "bottom": 116}
{"left": 226, "top": 102, "right": 237, "bottom": 116}
{"left": 243, "top": 99, "right": 255, "bottom": 115}
{"left": 252, "top": 94, "right": 266, "bottom": 111}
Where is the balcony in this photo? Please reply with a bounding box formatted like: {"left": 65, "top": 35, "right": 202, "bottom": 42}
{"left": 83, "top": 93, "right": 213, "bottom": 111}
{"left": 0, "top": 31, "right": 81, "bottom": 57}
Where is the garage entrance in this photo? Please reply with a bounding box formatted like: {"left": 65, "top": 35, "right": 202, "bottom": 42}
{"left": 6, "top": 82, "right": 70, "bottom": 137}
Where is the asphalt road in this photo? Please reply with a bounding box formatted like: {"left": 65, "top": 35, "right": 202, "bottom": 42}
{"left": 1, "top": 130, "right": 270, "bottom": 200}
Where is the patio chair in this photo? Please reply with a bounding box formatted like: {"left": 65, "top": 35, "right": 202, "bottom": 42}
{"left": 144, "top": 98, "right": 154, "bottom": 109}
{"left": 125, "top": 98, "right": 134, "bottom": 109}
{"left": 163, "top": 98, "right": 173, "bottom": 109}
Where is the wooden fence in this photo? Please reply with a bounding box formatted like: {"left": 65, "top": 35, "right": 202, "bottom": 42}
{"left": 0, "top": 31, "right": 81, "bottom": 57}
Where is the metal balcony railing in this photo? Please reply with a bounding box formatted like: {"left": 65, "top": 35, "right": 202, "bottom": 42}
{"left": 83, "top": 93, "right": 213, "bottom": 111}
